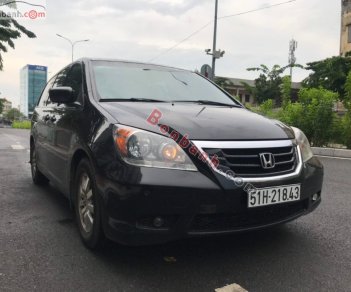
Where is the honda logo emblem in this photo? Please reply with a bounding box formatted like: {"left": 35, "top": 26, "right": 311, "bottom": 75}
{"left": 259, "top": 153, "right": 275, "bottom": 169}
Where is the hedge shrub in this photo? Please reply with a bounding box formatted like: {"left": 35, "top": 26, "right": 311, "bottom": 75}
{"left": 253, "top": 88, "right": 341, "bottom": 147}
{"left": 12, "top": 120, "right": 31, "bottom": 129}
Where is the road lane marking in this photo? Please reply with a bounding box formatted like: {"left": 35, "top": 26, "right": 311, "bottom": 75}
{"left": 11, "top": 145, "right": 25, "bottom": 150}
{"left": 1, "top": 133, "right": 19, "bottom": 142}
{"left": 215, "top": 284, "right": 248, "bottom": 292}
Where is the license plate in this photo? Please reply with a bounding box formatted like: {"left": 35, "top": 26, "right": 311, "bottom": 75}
{"left": 248, "top": 184, "right": 301, "bottom": 208}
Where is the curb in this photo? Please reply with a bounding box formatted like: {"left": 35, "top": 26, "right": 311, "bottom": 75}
{"left": 312, "top": 147, "right": 351, "bottom": 159}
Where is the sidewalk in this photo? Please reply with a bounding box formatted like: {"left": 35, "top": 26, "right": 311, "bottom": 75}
{"left": 312, "top": 147, "right": 351, "bottom": 158}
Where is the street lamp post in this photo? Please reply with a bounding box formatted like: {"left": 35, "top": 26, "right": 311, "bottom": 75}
{"left": 56, "top": 34, "right": 89, "bottom": 63}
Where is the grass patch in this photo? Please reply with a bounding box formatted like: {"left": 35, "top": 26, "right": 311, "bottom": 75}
{"left": 12, "top": 120, "right": 31, "bottom": 129}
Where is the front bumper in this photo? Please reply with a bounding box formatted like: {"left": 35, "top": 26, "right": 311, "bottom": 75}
{"left": 96, "top": 156, "right": 323, "bottom": 246}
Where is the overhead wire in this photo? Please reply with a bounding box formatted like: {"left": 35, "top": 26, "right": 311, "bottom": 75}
{"left": 147, "top": 0, "right": 297, "bottom": 62}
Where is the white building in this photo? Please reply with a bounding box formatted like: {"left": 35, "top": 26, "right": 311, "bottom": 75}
{"left": 0, "top": 98, "right": 12, "bottom": 117}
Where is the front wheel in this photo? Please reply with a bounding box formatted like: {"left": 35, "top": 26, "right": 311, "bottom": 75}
{"left": 74, "top": 159, "right": 104, "bottom": 249}
{"left": 30, "top": 143, "right": 49, "bottom": 185}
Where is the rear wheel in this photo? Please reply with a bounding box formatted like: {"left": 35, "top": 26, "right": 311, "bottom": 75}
{"left": 30, "top": 143, "right": 49, "bottom": 185}
{"left": 74, "top": 159, "right": 104, "bottom": 249}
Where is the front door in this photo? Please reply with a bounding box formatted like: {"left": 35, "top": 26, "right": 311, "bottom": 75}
{"left": 32, "top": 77, "right": 56, "bottom": 175}
{"left": 49, "top": 63, "right": 85, "bottom": 191}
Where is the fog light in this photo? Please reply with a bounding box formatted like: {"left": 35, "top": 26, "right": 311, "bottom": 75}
{"left": 153, "top": 217, "right": 164, "bottom": 228}
{"left": 312, "top": 193, "right": 319, "bottom": 201}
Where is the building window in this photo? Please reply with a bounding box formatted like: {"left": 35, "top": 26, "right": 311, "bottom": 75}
{"left": 245, "top": 94, "right": 250, "bottom": 103}
{"left": 348, "top": 25, "right": 351, "bottom": 43}
{"left": 344, "top": 0, "right": 351, "bottom": 14}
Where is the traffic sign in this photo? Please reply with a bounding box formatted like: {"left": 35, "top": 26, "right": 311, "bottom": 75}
{"left": 200, "top": 64, "right": 213, "bottom": 80}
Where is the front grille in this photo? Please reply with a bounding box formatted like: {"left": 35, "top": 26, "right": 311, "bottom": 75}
{"left": 204, "top": 145, "right": 299, "bottom": 178}
{"left": 189, "top": 200, "right": 308, "bottom": 232}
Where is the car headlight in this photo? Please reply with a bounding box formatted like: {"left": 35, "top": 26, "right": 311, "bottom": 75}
{"left": 292, "top": 127, "right": 313, "bottom": 162}
{"left": 113, "top": 125, "right": 197, "bottom": 171}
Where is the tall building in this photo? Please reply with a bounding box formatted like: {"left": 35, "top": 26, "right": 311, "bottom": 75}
{"left": 341, "top": 0, "right": 351, "bottom": 55}
{"left": 20, "top": 64, "right": 48, "bottom": 117}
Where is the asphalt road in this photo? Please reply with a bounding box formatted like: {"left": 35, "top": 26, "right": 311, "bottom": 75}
{"left": 0, "top": 128, "right": 350, "bottom": 292}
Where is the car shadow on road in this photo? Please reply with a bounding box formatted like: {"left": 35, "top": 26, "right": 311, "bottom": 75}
{"left": 16, "top": 156, "right": 346, "bottom": 291}
{"left": 90, "top": 222, "right": 311, "bottom": 291}
{"left": 37, "top": 182, "right": 319, "bottom": 291}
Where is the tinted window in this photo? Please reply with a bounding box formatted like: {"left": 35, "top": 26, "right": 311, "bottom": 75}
{"left": 53, "top": 66, "right": 70, "bottom": 88}
{"left": 65, "top": 63, "right": 83, "bottom": 103}
{"left": 51, "top": 63, "right": 84, "bottom": 104}
{"left": 92, "top": 62, "right": 238, "bottom": 105}
{"left": 38, "top": 77, "right": 56, "bottom": 107}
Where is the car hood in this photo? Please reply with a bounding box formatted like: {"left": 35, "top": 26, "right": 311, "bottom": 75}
{"left": 99, "top": 102, "right": 294, "bottom": 140}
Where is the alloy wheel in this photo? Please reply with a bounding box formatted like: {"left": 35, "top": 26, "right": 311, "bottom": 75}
{"left": 78, "top": 173, "right": 95, "bottom": 234}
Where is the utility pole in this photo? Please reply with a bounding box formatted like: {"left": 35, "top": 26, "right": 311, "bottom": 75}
{"left": 212, "top": 0, "right": 218, "bottom": 78}
{"left": 289, "top": 39, "right": 298, "bottom": 80}
{"left": 205, "top": 0, "right": 225, "bottom": 80}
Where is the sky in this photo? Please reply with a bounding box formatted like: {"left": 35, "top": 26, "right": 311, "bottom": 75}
{"left": 0, "top": 0, "right": 341, "bottom": 107}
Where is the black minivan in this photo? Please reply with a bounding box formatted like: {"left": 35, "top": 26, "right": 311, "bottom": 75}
{"left": 30, "top": 58, "right": 323, "bottom": 249}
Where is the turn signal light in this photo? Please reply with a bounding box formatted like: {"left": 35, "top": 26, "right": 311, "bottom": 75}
{"left": 114, "top": 128, "right": 137, "bottom": 156}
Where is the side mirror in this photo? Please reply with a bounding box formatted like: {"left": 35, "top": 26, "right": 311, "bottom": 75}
{"left": 49, "top": 87, "right": 75, "bottom": 104}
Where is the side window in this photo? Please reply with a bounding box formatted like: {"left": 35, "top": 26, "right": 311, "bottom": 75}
{"left": 48, "top": 66, "right": 71, "bottom": 106}
{"left": 65, "top": 63, "right": 84, "bottom": 104}
{"left": 52, "top": 66, "right": 70, "bottom": 88}
{"left": 245, "top": 94, "right": 250, "bottom": 103}
{"left": 38, "top": 77, "right": 56, "bottom": 107}
{"left": 51, "top": 63, "right": 84, "bottom": 105}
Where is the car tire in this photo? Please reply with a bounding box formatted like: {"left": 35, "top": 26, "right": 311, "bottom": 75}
{"left": 74, "top": 158, "right": 104, "bottom": 249}
{"left": 30, "top": 143, "right": 49, "bottom": 185}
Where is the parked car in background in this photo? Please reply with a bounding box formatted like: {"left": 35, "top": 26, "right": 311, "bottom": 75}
{"left": 0, "top": 118, "right": 12, "bottom": 127}
{"left": 30, "top": 58, "right": 324, "bottom": 249}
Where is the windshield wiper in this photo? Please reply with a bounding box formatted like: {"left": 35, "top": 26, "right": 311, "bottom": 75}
{"left": 99, "top": 97, "right": 167, "bottom": 103}
{"left": 173, "top": 100, "right": 241, "bottom": 107}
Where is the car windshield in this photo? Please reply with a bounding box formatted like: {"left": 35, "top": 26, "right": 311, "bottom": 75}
{"left": 92, "top": 61, "right": 239, "bottom": 106}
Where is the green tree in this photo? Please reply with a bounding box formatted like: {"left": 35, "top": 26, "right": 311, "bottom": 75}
{"left": 344, "top": 69, "right": 351, "bottom": 110}
{"left": 259, "top": 99, "right": 274, "bottom": 116}
{"left": 0, "top": 98, "right": 4, "bottom": 114}
{"left": 303, "top": 54, "right": 351, "bottom": 99}
{"left": 214, "top": 77, "right": 234, "bottom": 89}
{"left": 246, "top": 64, "right": 301, "bottom": 105}
{"left": 342, "top": 70, "right": 351, "bottom": 148}
{"left": 0, "top": 1, "right": 36, "bottom": 70}
{"left": 5, "top": 108, "right": 23, "bottom": 121}
{"left": 280, "top": 75, "right": 292, "bottom": 109}
{"left": 297, "top": 88, "right": 338, "bottom": 146}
